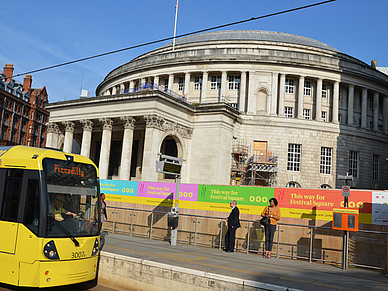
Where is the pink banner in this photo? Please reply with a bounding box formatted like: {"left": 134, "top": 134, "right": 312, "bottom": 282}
{"left": 137, "top": 182, "right": 198, "bottom": 201}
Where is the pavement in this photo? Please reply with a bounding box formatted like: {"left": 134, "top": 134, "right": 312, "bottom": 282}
{"left": 101, "top": 232, "right": 388, "bottom": 291}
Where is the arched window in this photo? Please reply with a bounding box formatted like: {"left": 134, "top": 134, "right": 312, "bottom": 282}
{"left": 286, "top": 182, "right": 301, "bottom": 188}
{"left": 319, "top": 184, "right": 331, "bottom": 189}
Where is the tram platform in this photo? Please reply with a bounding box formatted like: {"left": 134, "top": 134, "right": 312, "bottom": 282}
{"left": 98, "top": 232, "right": 388, "bottom": 291}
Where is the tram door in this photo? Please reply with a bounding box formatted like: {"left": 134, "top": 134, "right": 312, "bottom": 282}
{"left": 0, "top": 169, "right": 23, "bottom": 254}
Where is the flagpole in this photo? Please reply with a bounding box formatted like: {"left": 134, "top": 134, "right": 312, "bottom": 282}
{"left": 173, "top": 0, "right": 179, "bottom": 51}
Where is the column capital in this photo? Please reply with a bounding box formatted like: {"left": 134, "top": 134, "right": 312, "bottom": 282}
{"left": 46, "top": 122, "right": 61, "bottom": 134}
{"left": 80, "top": 119, "right": 93, "bottom": 131}
{"left": 144, "top": 114, "right": 164, "bottom": 130}
{"left": 62, "top": 121, "right": 75, "bottom": 133}
{"left": 120, "top": 116, "right": 136, "bottom": 130}
{"left": 99, "top": 118, "right": 113, "bottom": 130}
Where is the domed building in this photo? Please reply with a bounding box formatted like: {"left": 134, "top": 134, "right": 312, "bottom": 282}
{"left": 46, "top": 30, "right": 388, "bottom": 190}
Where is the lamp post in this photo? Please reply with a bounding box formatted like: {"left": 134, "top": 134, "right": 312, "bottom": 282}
{"left": 156, "top": 154, "right": 182, "bottom": 246}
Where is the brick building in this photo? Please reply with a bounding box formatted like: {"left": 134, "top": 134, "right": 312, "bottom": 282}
{"left": 0, "top": 64, "right": 49, "bottom": 147}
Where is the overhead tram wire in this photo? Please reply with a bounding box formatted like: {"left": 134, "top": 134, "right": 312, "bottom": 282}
{"left": 12, "top": 0, "right": 336, "bottom": 78}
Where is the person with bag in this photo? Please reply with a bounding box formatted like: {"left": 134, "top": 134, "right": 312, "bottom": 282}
{"left": 261, "top": 198, "right": 281, "bottom": 258}
{"left": 224, "top": 200, "right": 241, "bottom": 252}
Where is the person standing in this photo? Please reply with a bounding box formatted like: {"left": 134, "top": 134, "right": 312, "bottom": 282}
{"left": 100, "top": 193, "right": 108, "bottom": 223}
{"left": 224, "top": 200, "right": 241, "bottom": 252}
{"left": 261, "top": 198, "right": 281, "bottom": 258}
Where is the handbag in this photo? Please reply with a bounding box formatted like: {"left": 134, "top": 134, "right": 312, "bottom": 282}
{"left": 260, "top": 216, "right": 268, "bottom": 225}
{"left": 260, "top": 208, "right": 269, "bottom": 225}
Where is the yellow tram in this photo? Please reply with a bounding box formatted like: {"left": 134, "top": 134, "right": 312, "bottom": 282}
{"left": 0, "top": 146, "right": 101, "bottom": 287}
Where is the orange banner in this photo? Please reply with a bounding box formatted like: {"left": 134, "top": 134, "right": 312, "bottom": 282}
{"left": 275, "top": 188, "right": 372, "bottom": 213}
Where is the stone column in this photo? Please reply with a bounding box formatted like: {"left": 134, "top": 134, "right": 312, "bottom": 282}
{"left": 220, "top": 71, "right": 227, "bottom": 102}
{"left": 361, "top": 88, "right": 368, "bottom": 128}
{"left": 373, "top": 92, "right": 379, "bottom": 130}
{"left": 184, "top": 72, "right": 190, "bottom": 97}
{"left": 347, "top": 85, "right": 354, "bottom": 125}
{"left": 80, "top": 119, "right": 93, "bottom": 158}
{"left": 120, "top": 83, "right": 124, "bottom": 94}
{"left": 278, "top": 74, "right": 286, "bottom": 117}
{"left": 98, "top": 118, "right": 113, "bottom": 180}
{"left": 315, "top": 78, "right": 323, "bottom": 121}
{"left": 129, "top": 80, "right": 135, "bottom": 92}
{"left": 119, "top": 116, "right": 136, "bottom": 181}
{"left": 247, "top": 71, "right": 255, "bottom": 114}
{"left": 62, "top": 121, "right": 75, "bottom": 153}
{"left": 201, "top": 71, "right": 208, "bottom": 103}
{"left": 46, "top": 122, "right": 61, "bottom": 148}
{"left": 270, "top": 72, "right": 279, "bottom": 116}
{"left": 154, "top": 76, "right": 159, "bottom": 86}
{"left": 112, "top": 86, "right": 117, "bottom": 95}
{"left": 168, "top": 74, "right": 174, "bottom": 90}
{"left": 142, "top": 115, "right": 162, "bottom": 182}
{"left": 383, "top": 96, "right": 388, "bottom": 134}
{"left": 239, "top": 71, "right": 247, "bottom": 113}
{"left": 297, "top": 76, "right": 305, "bottom": 119}
{"left": 332, "top": 81, "right": 339, "bottom": 123}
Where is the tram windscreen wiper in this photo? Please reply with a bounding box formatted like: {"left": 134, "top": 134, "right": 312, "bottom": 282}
{"left": 47, "top": 214, "right": 80, "bottom": 247}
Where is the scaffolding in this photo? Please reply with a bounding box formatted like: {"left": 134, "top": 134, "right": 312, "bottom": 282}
{"left": 245, "top": 153, "right": 278, "bottom": 186}
{"left": 230, "top": 140, "right": 249, "bottom": 185}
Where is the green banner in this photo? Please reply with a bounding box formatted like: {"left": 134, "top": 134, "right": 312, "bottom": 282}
{"left": 198, "top": 185, "right": 274, "bottom": 206}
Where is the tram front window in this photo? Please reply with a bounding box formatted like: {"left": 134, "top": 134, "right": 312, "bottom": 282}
{"left": 43, "top": 158, "right": 100, "bottom": 238}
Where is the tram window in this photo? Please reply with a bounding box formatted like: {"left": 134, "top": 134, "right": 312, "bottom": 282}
{"left": 1, "top": 169, "right": 23, "bottom": 222}
{"left": 23, "top": 179, "right": 40, "bottom": 234}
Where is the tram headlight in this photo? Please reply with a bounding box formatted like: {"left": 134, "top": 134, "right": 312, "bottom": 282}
{"left": 91, "top": 238, "right": 99, "bottom": 256}
{"left": 43, "top": 240, "right": 60, "bottom": 260}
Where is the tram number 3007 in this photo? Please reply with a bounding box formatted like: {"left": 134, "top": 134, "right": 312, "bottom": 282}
{"left": 71, "top": 251, "right": 86, "bottom": 259}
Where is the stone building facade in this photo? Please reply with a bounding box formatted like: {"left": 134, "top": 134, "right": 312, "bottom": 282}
{"left": 46, "top": 30, "right": 388, "bottom": 190}
{"left": 0, "top": 64, "right": 49, "bottom": 147}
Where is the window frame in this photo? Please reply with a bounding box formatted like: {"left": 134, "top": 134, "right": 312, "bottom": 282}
{"left": 320, "top": 147, "right": 332, "bottom": 175}
{"left": 285, "top": 79, "right": 294, "bottom": 94}
{"left": 349, "top": 151, "right": 359, "bottom": 178}
{"left": 303, "top": 109, "right": 311, "bottom": 120}
{"left": 228, "top": 75, "right": 240, "bottom": 90}
{"left": 285, "top": 107, "right": 293, "bottom": 118}
{"left": 304, "top": 81, "right": 311, "bottom": 96}
{"left": 287, "top": 144, "right": 301, "bottom": 172}
{"left": 210, "top": 75, "right": 221, "bottom": 90}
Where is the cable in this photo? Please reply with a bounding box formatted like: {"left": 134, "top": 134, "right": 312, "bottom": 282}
{"left": 12, "top": 0, "right": 336, "bottom": 78}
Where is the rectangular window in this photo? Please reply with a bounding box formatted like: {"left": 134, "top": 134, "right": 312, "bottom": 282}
{"left": 194, "top": 76, "right": 202, "bottom": 91}
{"left": 178, "top": 77, "right": 184, "bottom": 91}
{"left": 164, "top": 78, "right": 169, "bottom": 88}
{"left": 322, "top": 84, "right": 327, "bottom": 98}
{"left": 303, "top": 109, "right": 311, "bottom": 120}
{"left": 287, "top": 144, "right": 301, "bottom": 172}
{"left": 285, "top": 79, "right": 294, "bottom": 94}
{"left": 378, "top": 120, "right": 383, "bottom": 132}
{"left": 228, "top": 75, "right": 240, "bottom": 90}
{"left": 369, "top": 98, "right": 373, "bottom": 110}
{"left": 304, "top": 81, "right": 311, "bottom": 96}
{"left": 285, "top": 107, "right": 293, "bottom": 118}
{"left": 210, "top": 75, "right": 221, "bottom": 90}
{"left": 1, "top": 169, "right": 23, "bottom": 221}
{"left": 373, "top": 155, "right": 379, "bottom": 181}
{"left": 320, "top": 147, "right": 332, "bottom": 174}
{"left": 349, "top": 151, "right": 358, "bottom": 178}
{"left": 322, "top": 111, "right": 327, "bottom": 122}
{"left": 370, "top": 121, "right": 373, "bottom": 130}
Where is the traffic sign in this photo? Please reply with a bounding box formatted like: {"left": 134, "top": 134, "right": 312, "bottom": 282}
{"left": 342, "top": 186, "right": 350, "bottom": 197}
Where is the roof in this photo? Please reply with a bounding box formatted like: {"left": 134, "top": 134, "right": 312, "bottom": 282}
{"left": 160, "top": 30, "right": 339, "bottom": 52}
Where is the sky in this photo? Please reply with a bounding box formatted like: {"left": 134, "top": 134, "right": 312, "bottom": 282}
{"left": 0, "top": 0, "right": 387, "bottom": 103}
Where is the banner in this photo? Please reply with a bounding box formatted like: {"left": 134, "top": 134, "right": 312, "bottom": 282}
{"left": 100, "top": 179, "right": 376, "bottom": 224}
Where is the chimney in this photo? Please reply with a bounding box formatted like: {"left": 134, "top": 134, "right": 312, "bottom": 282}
{"left": 371, "top": 60, "right": 377, "bottom": 69}
{"left": 23, "top": 75, "right": 32, "bottom": 92}
{"left": 3, "top": 64, "right": 14, "bottom": 82}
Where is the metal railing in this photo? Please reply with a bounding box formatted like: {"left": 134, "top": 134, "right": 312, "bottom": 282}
{"left": 102, "top": 206, "right": 388, "bottom": 272}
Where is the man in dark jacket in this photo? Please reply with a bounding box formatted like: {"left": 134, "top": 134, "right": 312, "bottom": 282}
{"left": 224, "top": 200, "right": 241, "bottom": 252}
